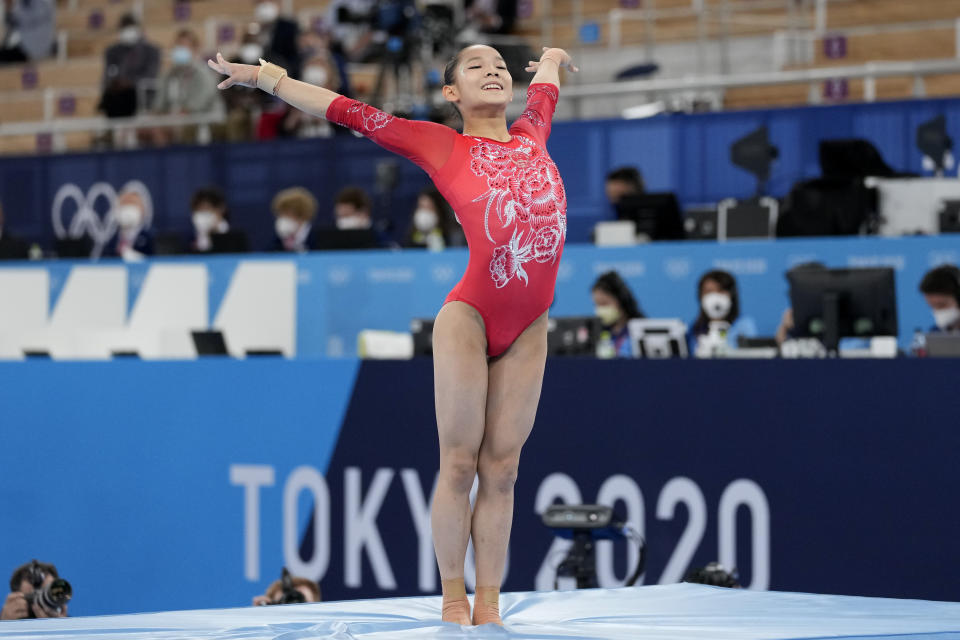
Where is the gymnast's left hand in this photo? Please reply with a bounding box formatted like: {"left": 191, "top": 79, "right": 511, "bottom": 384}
{"left": 526, "top": 47, "right": 579, "bottom": 73}
{"left": 207, "top": 52, "right": 260, "bottom": 90}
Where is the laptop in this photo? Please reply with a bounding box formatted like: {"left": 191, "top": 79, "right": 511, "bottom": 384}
{"left": 926, "top": 333, "right": 960, "bottom": 358}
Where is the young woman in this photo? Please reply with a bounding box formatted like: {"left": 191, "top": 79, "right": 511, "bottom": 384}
{"left": 209, "top": 43, "right": 576, "bottom": 626}
{"left": 688, "top": 269, "right": 758, "bottom": 355}
{"left": 591, "top": 270, "right": 645, "bottom": 357}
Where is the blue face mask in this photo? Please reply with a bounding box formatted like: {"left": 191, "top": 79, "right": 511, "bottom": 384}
{"left": 171, "top": 46, "right": 192, "bottom": 66}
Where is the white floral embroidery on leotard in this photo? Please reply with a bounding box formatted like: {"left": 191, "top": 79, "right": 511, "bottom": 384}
{"left": 469, "top": 135, "right": 567, "bottom": 288}
{"left": 346, "top": 103, "right": 394, "bottom": 132}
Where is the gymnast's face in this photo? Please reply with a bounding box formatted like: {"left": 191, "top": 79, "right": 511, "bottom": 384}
{"left": 443, "top": 45, "right": 513, "bottom": 112}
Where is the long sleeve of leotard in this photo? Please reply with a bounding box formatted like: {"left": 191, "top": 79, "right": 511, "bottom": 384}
{"left": 509, "top": 83, "right": 559, "bottom": 147}
{"left": 326, "top": 97, "right": 457, "bottom": 177}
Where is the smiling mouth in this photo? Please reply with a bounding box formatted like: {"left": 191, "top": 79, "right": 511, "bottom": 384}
{"left": 482, "top": 82, "right": 504, "bottom": 91}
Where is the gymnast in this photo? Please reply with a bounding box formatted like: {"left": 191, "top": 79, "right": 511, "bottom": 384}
{"left": 209, "top": 42, "right": 576, "bottom": 626}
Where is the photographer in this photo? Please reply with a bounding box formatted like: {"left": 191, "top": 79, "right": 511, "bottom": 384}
{"left": 1, "top": 560, "right": 70, "bottom": 620}
{"left": 252, "top": 569, "right": 320, "bottom": 606}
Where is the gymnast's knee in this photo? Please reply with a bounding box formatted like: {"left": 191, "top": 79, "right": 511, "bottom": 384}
{"left": 477, "top": 452, "right": 520, "bottom": 495}
{"left": 439, "top": 449, "right": 478, "bottom": 495}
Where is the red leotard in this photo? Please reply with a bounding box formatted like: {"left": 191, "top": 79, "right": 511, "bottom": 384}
{"left": 326, "top": 84, "right": 566, "bottom": 357}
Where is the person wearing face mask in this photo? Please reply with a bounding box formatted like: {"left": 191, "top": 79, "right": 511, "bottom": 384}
{"left": 154, "top": 30, "right": 222, "bottom": 117}
{"left": 403, "top": 188, "right": 463, "bottom": 250}
{"left": 605, "top": 166, "right": 644, "bottom": 210}
{"left": 262, "top": 54, "right": 341, "bottom": 139}
{"left": 333, "top": 186, "right": 374, "bottom": 231}
{"left": 98, "top": 13, "right": 160, "bottom": 119}
{"left": 188, "top": 187, "right": 249, "bottom": 254}
{"left": 919, "top": 265, "right": 960, "bottom": 334}
{"left": 591, "top": 271, "right": 645, "bottom": 357}
{"left": 0, "top": 0, "right": 55, "bottom": 65}
{"left": 105, "top": 191, "right": 153, "bottom": 261}
{"left": 688, "top": 269, "right": 757, "bottom": 357}
{"left": 151, "top": 29, "right": 224, "bottom": 145}
{"left": 272, "top": 187, "right": 318, "bottom": 253}
{"left": 252, "top": 0, "right": 302, "bottom": 79}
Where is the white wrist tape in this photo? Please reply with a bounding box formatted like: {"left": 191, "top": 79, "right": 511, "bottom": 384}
{"left": 257, "top": 58, "right": 287, "bottom": 96}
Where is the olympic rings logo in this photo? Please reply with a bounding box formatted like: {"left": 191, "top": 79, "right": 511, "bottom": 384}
{"left": 51, "top": 180, "right": 154, "bottom": 255}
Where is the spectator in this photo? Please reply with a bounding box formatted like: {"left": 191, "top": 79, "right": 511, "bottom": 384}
{"left": 326, "top": 0, "right": 376, "bottom": 63}
{"left": 252, "top": 573, "right": 321, "bottom": 606}
{"left": 0, "top": 0, "right": 55, "bottom": 64}
{"left": 403, "top": 188, "right": 463, "bottom": 250}
{"left": 98, "top": 13, "right": 160, "bottom": 119}
{"left": 1, "top": 560, "right": 68, "bottom": 620}
{"left": 333, "top": 186, "right": 373, "bottom": 231}
{"left": 259, "top": 53, "right": 340, "bottom": 139}
{"left": 688, "top": 269, "right": 757, "bottom": 357}
{"left": 223, "top": 30, "right": 270, "bottom": 142}
{"left": 152, "top": 29, "right": 223, "bottom": 124}
{"left": 464, "top": 0, "right": 516, "bottom": 35}
{"left": 591, "top": 270, "right": 645, "bottom": 358}
{"left": 190, "top": 187, "right": 248, "bottom": 253}
{"left": 0, "top": 200, "right": 28, "bottom": 259}
{"left": 105, "top": 190, "right": 153, "bottom": 260}
{"left": 253, "top": 0, "right": 302, "bottom": 79}
{"left": 919, "top": 265, "right": 960, "bottom": 333}
{"left": 272, "top": 187, "right": 317, "bottom": 252}
{"left": 605, "top": 166, "right": 644, "bottom": 208}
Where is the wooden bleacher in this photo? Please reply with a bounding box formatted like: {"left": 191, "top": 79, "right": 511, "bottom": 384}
{"left": 4, "top": 0, "right": 960, "bottom": 155}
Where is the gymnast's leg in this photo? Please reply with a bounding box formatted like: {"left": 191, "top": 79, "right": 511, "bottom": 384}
{"left": 471, "top": 311, "right": 549, "bottom": 625}
{"left": 431, "top": 301, "right": 489, "bottom": 625}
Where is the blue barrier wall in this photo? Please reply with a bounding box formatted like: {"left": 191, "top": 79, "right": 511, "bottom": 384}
{"left": 2, "top": 96, "right": 960, "bottom": 245}
{"left": 3, "top": 235, "right": 956, "bottom": 356}
{"left": 1, "top": 358, "right": 957, "bottom": 617}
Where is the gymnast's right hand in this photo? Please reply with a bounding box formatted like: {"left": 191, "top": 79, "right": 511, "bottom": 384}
{"left": 207, "top": 52, "right": 259, "bottom": 90}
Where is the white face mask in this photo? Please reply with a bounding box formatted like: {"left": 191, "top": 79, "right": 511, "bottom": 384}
{"left": 255, "top": 1, "right": 279, "bottom": 23}
{"left": 702, "top": 292, "right": 732, "bottom": 320}
{"left": 118, "top": 26, "right": 141, "bottom": 45}
{"left": 275, "top": 216, "right": 300, "bottom": 238}
{"left": 303, "top": 66, "right": 329, "bottom": 87}
{"left": 933, "top": 306, "right": 960, "bottom": 330}
{"left": 336, "top": 215, "right": 370, "bottom": 230}
{"left": 115, "top": 204, "right": 142, "bottom": 229}
{"left": 240, "top": 43, "right": 264, "bottom": 64}
{"left": 413, "top": 208, "right": 438, "bottom": 233}
{"left": 595, "top": 304, "right": 621, "bottom": 326}
{"left": 192, "top": 210, "right": 218, "bottom": 233}
{"left": 171, "top": 46, "right": 192, "bottom": 66}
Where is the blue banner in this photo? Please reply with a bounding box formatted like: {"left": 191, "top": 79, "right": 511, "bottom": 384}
{"left": 2, "top": 234, "right": 956, "bottom": 357}
{"left": 2, "top": 96, "right": 960, "bottom": 245}
{"left": 0, "top": 358, "right": 957, "bottom": 617}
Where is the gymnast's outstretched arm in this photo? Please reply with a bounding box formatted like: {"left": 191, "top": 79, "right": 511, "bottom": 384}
{"left": 207, "top": 53, "right": 341, "bottom": 118}
{"left": 208, "top": 53, "right": 455, "bottom": 175}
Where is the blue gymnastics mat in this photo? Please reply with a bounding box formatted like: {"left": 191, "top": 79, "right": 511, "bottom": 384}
{"left": 2, "top": 584, "right": 959, "bottom": 640}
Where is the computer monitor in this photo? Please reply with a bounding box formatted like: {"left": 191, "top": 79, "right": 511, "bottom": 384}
{"left": 627, "top": 318, "right": 688, "bottom": 358}
{"left": 0, "top": 236, "right": 29, "bottom": 260}
{"left": 615, "top": 193, "right": 684, "bottom": 241}
{"left": 410, "top": 318, "right": 434, "bottom": 357}
{"left": 191, "top": 330, "right": 229, "bottom": 356}
{"left": 547, "top": 316, "right": 600, "bottom": 356}
{"left": 210, "top": 231, "right": 250, "bottom": 254}
{"left": 788, "top": 267, "right": 897, "bottom": 353}
{"left": 312, "top": 229, "right": 379, "bottom": 251}
{"left": 54, "top": 237, "right": 93, "bottom": 258}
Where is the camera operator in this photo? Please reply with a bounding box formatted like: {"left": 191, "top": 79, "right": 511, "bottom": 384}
{"left": 1, "top": 560, "right": 71, "bottom": 620}
{"left": 252, "top": 568, "right": 320, "bottom": 606}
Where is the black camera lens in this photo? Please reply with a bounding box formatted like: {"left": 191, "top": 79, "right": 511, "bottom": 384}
{"left": 29, "top": 578, "right": 72, "bottom": 616}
